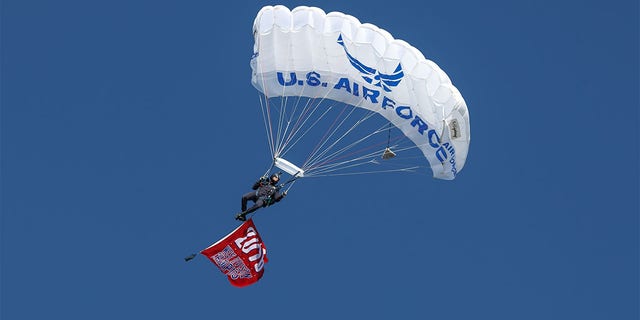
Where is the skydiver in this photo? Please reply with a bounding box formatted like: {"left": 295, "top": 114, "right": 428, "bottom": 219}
{"left": 236, "top": 173, "right": 287, "bottom": 221}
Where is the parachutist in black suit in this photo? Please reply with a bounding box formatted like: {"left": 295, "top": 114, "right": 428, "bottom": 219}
{"left": 236, "top": 173, "right": 287, "bottom": 221}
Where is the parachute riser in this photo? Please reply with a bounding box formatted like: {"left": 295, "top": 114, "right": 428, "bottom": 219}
{"left": 280, "top": 171, "right": 301, "bottom": 186}
{"left": 263, "top": 162, "right": 275, "bottom": 179}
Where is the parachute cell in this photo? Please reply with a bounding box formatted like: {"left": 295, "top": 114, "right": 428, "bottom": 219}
{"left": 251, "top": 5, "right": 470, "bottom": 180}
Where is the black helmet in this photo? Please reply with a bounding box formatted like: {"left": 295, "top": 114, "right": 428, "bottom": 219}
{"left": 269, "top": 173, "right": 281, "bottom": 184}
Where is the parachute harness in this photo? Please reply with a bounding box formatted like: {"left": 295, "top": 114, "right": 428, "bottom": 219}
{"left": 261, "top": 161, "right": 300, "bottom": 198}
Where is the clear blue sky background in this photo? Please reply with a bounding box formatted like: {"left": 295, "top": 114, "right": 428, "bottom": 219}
{"left": 2, "top": 1, "right": 638, "bottom": 319}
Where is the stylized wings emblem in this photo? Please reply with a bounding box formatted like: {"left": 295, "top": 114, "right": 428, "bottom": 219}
{"left": 337, "top": 34, "right": 403, "bottom": 92}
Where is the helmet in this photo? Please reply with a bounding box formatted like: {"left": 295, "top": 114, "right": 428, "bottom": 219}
{"left": 269, "top": 173, "right": 281, "bottom": 184}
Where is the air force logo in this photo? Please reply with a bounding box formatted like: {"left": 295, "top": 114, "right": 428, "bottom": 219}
{"left": 337, "top": 34, "right": 404, "bottom": 92}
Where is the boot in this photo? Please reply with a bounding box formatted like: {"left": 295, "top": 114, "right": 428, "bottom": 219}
{"left": 235, "top": 212, "right": 247, "bottom": 221}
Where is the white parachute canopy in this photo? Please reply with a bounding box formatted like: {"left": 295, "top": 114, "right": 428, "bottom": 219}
{"left": 251, "top": 5, "right": 470, "bottom": 180}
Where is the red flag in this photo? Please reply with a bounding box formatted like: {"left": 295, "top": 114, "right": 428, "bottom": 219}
{"left": 200, "top": 219, "right": 268, "bottom": 287}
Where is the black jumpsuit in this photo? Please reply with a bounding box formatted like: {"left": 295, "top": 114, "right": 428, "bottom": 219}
{"left": 241, "top": 178, "right": 286, "bottom": 214}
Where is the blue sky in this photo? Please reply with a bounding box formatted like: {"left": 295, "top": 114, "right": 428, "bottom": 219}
{"left": 1, "top": 0, "right": 638, "bottom": 319}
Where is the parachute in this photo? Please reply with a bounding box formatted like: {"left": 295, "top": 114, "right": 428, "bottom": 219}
{"left": 251, "top": 6, "right": 470, "bottom": 181}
